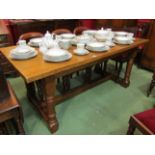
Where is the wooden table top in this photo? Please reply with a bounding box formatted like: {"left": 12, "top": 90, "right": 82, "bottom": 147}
{"left": 0, "top": 38, "right": 148, "bottom": 83}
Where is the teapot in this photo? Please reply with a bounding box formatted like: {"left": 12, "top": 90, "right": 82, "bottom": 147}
{"left": 40, "top": 31, "right": 58, "bottom": 49}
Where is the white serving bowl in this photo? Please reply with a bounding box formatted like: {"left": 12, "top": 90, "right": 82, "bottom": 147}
{"left": 28, "top": 38, "right": 43, "bottom": 47}
{"left": 114, "top": 36, "right": 133, "bottom": 44}
{"left": 114, "top": 31, "right": 128, "bottom": 37}
{"left": 94, "top": 34, "right": 107, "bottom": 42}
{"left": 43, "top": 48, "right": 72, "bottom": 62}
{"left": 95, "top": 30, "right": 109, "bottom": 36}
{"left": 86, "top": 42, "right": 109, "bottom": 52}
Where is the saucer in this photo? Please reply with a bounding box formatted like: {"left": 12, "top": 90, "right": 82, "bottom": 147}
{"left": 74, "top": 48, "right": 89, "bottom": 56}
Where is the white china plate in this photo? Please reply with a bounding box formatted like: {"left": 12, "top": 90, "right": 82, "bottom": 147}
{"left": 43, "top": 52, "right": 72, "bottom": 62}
{"left": 114, "top": 40, "right": 133, "bottom": 45}
{"left": 10, "top": 51, "right": 38, "bottom": 60}
{"left": 86, "top": 42, "right": 109, "bottom": 52}
{"left": 74, "top": 48, "right": 89, "bottom": 56}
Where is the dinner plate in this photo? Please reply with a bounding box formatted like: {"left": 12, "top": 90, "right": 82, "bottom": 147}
{"left": 114, "top": 40, "right": 133, "bottom": 45}
{"left": 86, "top": 42, "right": 109, "bottom": 52}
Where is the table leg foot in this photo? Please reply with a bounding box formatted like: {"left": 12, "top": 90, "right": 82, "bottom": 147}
{"left": 48, "top": 115, "right": 59, "bottom": 133}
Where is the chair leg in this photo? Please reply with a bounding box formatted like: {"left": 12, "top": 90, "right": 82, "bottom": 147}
{"left": 13, "top": 117, "right": 25, "bottom": 135}
{"left": 115, "top": 61, "right": 118, "bottom": 71}
{"left": 103, "top": 60, "right": 108, "bottom": 74}
{"left": 127, "top": 123, "right": 136, "bottom": 135}
{"left": 147, "top": 71, "right": 155, "bottom": 97}
{"left": 117, "top": 62, "right": 123, "bottom": 77}
{"left": 62, "top": 75, "right": 71, "bottom": 92}
{"left": 127, "top": 117, "right": 136, "bottom": 135}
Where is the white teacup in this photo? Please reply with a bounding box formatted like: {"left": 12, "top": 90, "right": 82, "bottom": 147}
{"left": 77, "top": 43, "right": 85, "bottom": 49}
{"left": 59, "top": 39, "right": 70, "bottom": 50}
{"left": 17, "top": 40, "right": 26, "bottom": 46}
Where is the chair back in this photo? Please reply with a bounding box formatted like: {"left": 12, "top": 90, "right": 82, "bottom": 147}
{"left": 73, "top": 26, "right": 89, "bottom": 35}
{"left": 19, "top": 32, "right": 43, "bottom": 43}
{"left": 0, "top": 63, "right": 10, "bottom": 102}
{"left": 52, "top": 29, "right": 71, "bottom": 35}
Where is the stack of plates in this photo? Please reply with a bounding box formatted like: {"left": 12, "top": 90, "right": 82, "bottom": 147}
{"left": 86, "top": 42, "right": 109, "bottom": 52}
{"left": 114, "top": 36, "right": 134, "bottom": 45}
{"left": 28, "top": 38, "right": 43, "bottom": 47}
{"left": 43, "top": 48, "right": 72, "bottom": 62}
{"left": 10, "top": 46, "right": 37, "bottom": 60}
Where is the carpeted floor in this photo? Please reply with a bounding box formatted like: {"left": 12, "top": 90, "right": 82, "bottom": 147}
{"left": 8, "top": 63, "right": 155, "bottom": 135}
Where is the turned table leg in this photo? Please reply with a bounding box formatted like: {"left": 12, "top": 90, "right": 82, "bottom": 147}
{"left": 122, "top": 50, "right": 138, "bottom": 88}
{"left": 43, "top": 77, "right": 58, "bottom": 133}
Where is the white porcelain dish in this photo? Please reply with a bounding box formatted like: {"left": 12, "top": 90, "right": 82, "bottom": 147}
{"left": 71, "top": 35, "right": 95, "bottom": 45}
{"left": 28, "top": 38, "right": 43, "bottom": 47}
{"left": 114, "top": 31, "right": 128, "bottom": 37}
{"left": 94, "top": 35, "right": 107, "bottom": 42}
{"left": 114, "top": 36, "right": 133, "bottom": 45}
{"left": 82, "top": 30, "right": 97, "bottom": 36}
{"left": 10, "top": 50, "right": 37, "bottom": 60}
{"left": 76, "top": 35, "right": 92, "bottom": 44}
{"left": 43, "top": 48, "right": 72, "bottom": 62}
{"left": 60, "top": 33, "right": 75, "bottom": 39}
{"left": 105, "top": 41, "right": 115, "bottom": 47}
{"left": 86, "top": 42, "right": 109, "bottom": 52}
{"left": 74, "top": 48, "right": 89, "bottom": 56}
{"left": 95, "top": 30, "right": 109, "bottom": 36}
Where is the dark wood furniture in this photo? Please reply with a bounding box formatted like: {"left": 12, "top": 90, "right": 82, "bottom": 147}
{"left": 52, "top": 28, "right": 71, "bottom": 35}
{"left": 8, "top": 20, "right": 78, "bottom": 44}
{"left": 0, "top": 20, "right": 13, "bottom": 47}
{"left": 73, "top": 26, "right": 89, "bottom": 35}
{"left": 140, "top": 20, "right": 155, "bottom": 70}
{"left": 0, "top": 66, "right": 25, "bottom": 135}
{"left": 127, "top": 108, "right": 155, "bottom": 135}
{"left": 19, "top": 32, "right": 43, "bottom": 42}
{"left": 0, "top": 38, "right": 148, "bottom": 133}
{"left": 147, "top": 71, "right": 155, "bottom": 96}
{"left": 0, "top": 20, "right": 17, "bottom": 76}
{"left": 95, "top": 19, "right": 137, "bottom": 30}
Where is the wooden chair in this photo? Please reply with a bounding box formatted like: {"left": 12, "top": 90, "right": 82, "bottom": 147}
{"left": 147, "top": 71, "right": 155, "bottom": 97}
{"left": 113, "top": 23, "right": 151, "bottom": 79}
{"left": 127, "top": 108, "right": 155, "bottom": 135}
{"left": 19, "top": 32, "right": 43, "bottom": 42}
{"left": 73, "top": 26, "right": 89, "bottom": 35}
{"left": 52, "top": 28, "right": 71, "bottom": 35}
{"left": 0, "top": 65, "right": 25, "bottom": 135}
